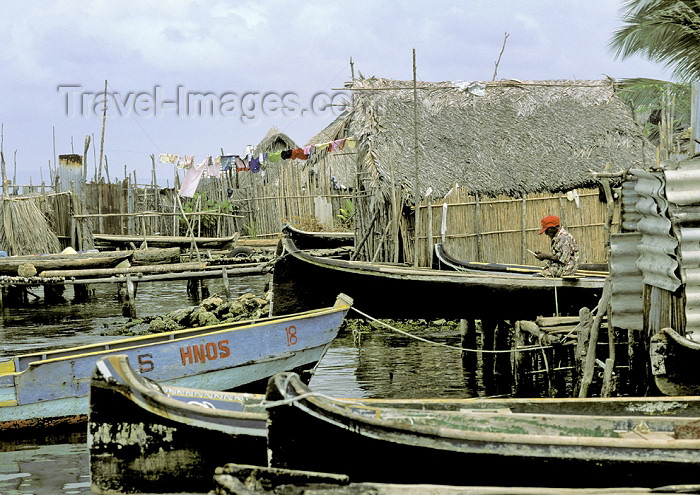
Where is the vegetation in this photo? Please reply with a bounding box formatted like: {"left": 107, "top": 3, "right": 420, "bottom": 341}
{"left": 179, "top": 193, "right": 233, "bottom": 233}
{"left": 337, "top": 199, "right": 355, "bottom": 227}
{"left": 610, "top": 0, "right": 700, "bottom": 81}
{"left": 609, "top": 1, "right": 699, "bottom": 147}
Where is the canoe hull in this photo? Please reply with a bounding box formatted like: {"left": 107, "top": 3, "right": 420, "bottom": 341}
{"left": 272, "top": 238, "right": 604, "bottom": 320}
{"left": 89, "top": 355, "right": 267, "bottom": 494}
{"left": 265, "top": 373, "right": 700, "bottom": 488}
{"left": 0, "top": 294, "right": 352, "bottom": 436}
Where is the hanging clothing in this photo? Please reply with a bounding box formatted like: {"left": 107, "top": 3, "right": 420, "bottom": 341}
{"left": 280, "top": 149, "right": 292, "bottom": 160}
{"left": 291, "top": 148, "right": 308, "bottom": 160}
{"left": 268, "top": 151, "right": 282, "bottom": 162}
{"left": 220, "top": 155, "right": 235, "bottom": 171}
{"left": 249, "top": 156, "right": 261, "bottom": 173}
{"left": 159, "top": 153, "right": 179, "bottom": 164}
{"left": 235, "top": 156, "right": 249, "bottom": 171}
{"left": 177, "top": 155, "right": 194, "bottom": 169}
{"left": 179, "top": 157, "right": 208, "bottom": 197}
{"left": 207, "top": 156, "right": 221, "bottom": 178}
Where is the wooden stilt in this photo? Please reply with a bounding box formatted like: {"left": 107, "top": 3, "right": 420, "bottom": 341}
{"left": 222, "top": 266, "right": 230, "bottom": 301}
{"left": 578, "top": 279, "right": 612, "bottom": 398}
{"left": 601, "top": 357, "right": 616, "bottom": 397}
{"left": 574, "top": 307, "right": 592, "bottom": 397}
{"left": 73, "top": 283, "right": 89, "bottom": 302}
{"left": 122, "top": 274, "right": 136, "bottom": 317}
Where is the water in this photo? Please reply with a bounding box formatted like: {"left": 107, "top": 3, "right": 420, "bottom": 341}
{"left": 0, "top": 275, "right": 491, "bottom": 495}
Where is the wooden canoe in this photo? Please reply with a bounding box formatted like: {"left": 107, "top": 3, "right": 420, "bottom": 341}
{"left": 89, "top": 354, "right": 268, "bottom": 494}
{"left": 434, "top": 243, "right": 609, "bottom": 277}
{"left": 0, "top": 293, "right": 352, "bottom": 437}
{"left": 281, "top": 222, "right": 354, "bottom": 250}
{"left": 266, "top": 372, "right": 700, "bottom": 488}
{"left": 650, "top": 327, "right": 700, "bottom": 396}
{"left": 271, "top": 237, "right": 605, "bottom": 320}
{"left": 0, "top": 250, "right": 133, "bottom": 275}
{"left": 92, "top": 233, "right": 238, "bottom": 249}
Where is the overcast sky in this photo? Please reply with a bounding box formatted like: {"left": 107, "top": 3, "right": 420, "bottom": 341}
{"left": 0, "top": 1, "right": 674, "bottom": 187}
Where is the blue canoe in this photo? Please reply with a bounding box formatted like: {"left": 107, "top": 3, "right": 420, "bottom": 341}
{"left": 0, "top": 292, "right": 352, "bottom": 435}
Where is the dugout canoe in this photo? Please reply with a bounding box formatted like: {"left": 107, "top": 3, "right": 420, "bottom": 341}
{"left": 0, "top": 293, "right": 352, "bottom": 437}
{"left": 650, "top": 327, "right": 700, "bottom": 396}
{"left": 281, "top": 222, "right": 354, "bottom": 250}
{"left": 265, "top": 372, "right": 700, "bottom": 488}
{"left": 92, "top": 233, "right": 238, "bottom": 249}
{"left": 434, "top": 242, "right": 609, "bottom": 277}
{"left": 271, "top": 237, "right": 605, "bottom": 320}
{"left": 89, "top": 354, "right": 268, "bottom": 494}
{"left": 0, "top": 250, "right": 133, "bottom": 275}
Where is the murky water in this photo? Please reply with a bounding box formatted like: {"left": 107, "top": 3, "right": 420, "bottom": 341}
{"left": 0, "top": 275, "right": 494, "bottom": 494}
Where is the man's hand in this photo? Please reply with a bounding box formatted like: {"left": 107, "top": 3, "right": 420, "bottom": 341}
{"left": 534, "top": 251, "right": 550, "bottom": 261}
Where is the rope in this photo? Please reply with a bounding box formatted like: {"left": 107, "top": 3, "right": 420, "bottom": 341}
{"left": 349, "top": 306, "right": 552, "bottom": 354}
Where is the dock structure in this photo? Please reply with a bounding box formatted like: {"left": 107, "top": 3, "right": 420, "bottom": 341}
{"left": 0, "top": 259, "right": 272, "bottom": 318}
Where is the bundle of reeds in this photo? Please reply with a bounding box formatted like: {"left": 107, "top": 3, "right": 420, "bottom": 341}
{"left": 0, "top": 197, "right": 61, "bottom": 256}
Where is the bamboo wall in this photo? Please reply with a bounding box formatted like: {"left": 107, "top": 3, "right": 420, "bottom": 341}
{"left": 414, "top": 185, "right": 618, "bottom": 266}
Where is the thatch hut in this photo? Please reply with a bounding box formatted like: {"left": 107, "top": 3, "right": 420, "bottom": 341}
{"left": 305, "top": 77, "right": 655, "bottom": 265}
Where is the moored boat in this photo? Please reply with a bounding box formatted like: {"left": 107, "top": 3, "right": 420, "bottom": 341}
{"left": 0, "top": 293, "right": 352, "bottom": 437}
{"left": 92, "top": 233, "right": 239, "bottom": 249}
{"left": 434, "top": 242, "right": 608, "bottom": 276}
{"left": 0, "top": 250, "right": 133, "bottom": 275}
{"left": 89, "top": 354, "right": 267, "bottom": 494}
{"left": 281, "top": 222, "right": 354, "bottom": 250}
{"left": 271, "top": 236, "right": 605, "bottom": 320}
{"left": 265, "top": 372, "right": 700, "bottom": 488}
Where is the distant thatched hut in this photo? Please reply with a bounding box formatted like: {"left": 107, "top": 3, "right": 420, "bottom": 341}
{"left": 306, "top": 77, "right": 655, "bottom": 265}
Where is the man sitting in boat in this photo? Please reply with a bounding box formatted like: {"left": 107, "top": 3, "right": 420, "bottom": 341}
{"left": 534, "top": 215, "right": 579, "bottom": 277}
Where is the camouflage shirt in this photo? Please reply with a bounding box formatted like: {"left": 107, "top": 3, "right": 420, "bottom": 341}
{"left": 542, "top": 227, "right": 579, "bottom": 277}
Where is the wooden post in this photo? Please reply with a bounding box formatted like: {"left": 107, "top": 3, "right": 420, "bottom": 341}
{"left": 574, "top": 306, "right": 592, "bottom": 397}
{"left": 412, "top": 48, "right": 420, "bottom": 267}
{"left": 601, "top": 357, "right": 616, "bottom": 397}
{"left": 578, "top": 279, "right": 612, "bottom": 398}
{"left": 474, "top": 194, "right": 482, "bottom": 262}
{"left": 222, "top": 266, "right": 230, "bottom": 300}
{"left": 122, "top": 274, "right": 136, "bottom": 317}
{"left": 521, "top": 197, "right": 527, "bottom": 264}
{"left": 389, "top": 158, "right": 399, "bottom": 263}
{"left": 98, "top": 79, "right": 107, "bottom": 180}
{"left": 426, "top": 193, "right": 434, "bottom": 266}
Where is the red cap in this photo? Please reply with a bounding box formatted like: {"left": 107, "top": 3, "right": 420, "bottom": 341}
{"left": 538, "top": 215, "right": 560, "bottom": 234}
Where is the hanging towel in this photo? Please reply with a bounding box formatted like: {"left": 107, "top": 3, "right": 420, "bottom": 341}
{"left": 179, "top": 157, "right": 208, "bottom": 197}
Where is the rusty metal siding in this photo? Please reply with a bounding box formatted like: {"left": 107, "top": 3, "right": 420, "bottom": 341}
{"left": 609, "top": 233, "right": 644, "bottom": 332}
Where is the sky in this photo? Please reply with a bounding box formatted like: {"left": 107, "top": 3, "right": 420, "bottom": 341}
{"left": 0, "top": 1, "right": 675, "bottom": 187}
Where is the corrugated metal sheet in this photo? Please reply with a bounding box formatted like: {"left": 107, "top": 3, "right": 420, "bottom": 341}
{"left": 663, "top": 159, "right": 700, "bottom": 338}
{"left": 664, "top": 159, "right": 700, "bottom": 206}
{"left": 630, "top": 169, "right": 680, "bottom": 292}
{"left": 683, "top": 268, "right": 700, "bottom": 338}
{"left": 620, "top": 178, "right": 642, "bottom": 232}
{"left": 609, "top": 233, "right": 644, "bottom": 331}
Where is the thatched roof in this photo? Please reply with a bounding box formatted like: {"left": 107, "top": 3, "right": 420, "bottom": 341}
{"left": 309, "top": 77, "right": 655, "bottom": 201}
{"left": 254, "top": 127, "right": 297, "bottom": 154}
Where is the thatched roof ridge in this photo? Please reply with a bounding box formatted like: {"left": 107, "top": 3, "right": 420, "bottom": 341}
{"left": 254, "top": 127, "right": 297, "bottom": 154}
{"left": 326, "top": 77, "right": 654, "bottom": 200}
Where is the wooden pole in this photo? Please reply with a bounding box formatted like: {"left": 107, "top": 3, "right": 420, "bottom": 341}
{"left": 389, "top": 158, "right": 399, "bottom": 263}
{"left": 412, "top": 48, "right": 420, "bottom": 267}
{"left": 578, "top": 278, "right": 612, "bottom": 398}
{"left": 98, "top": 80, "right": 108, "bottom": 179}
